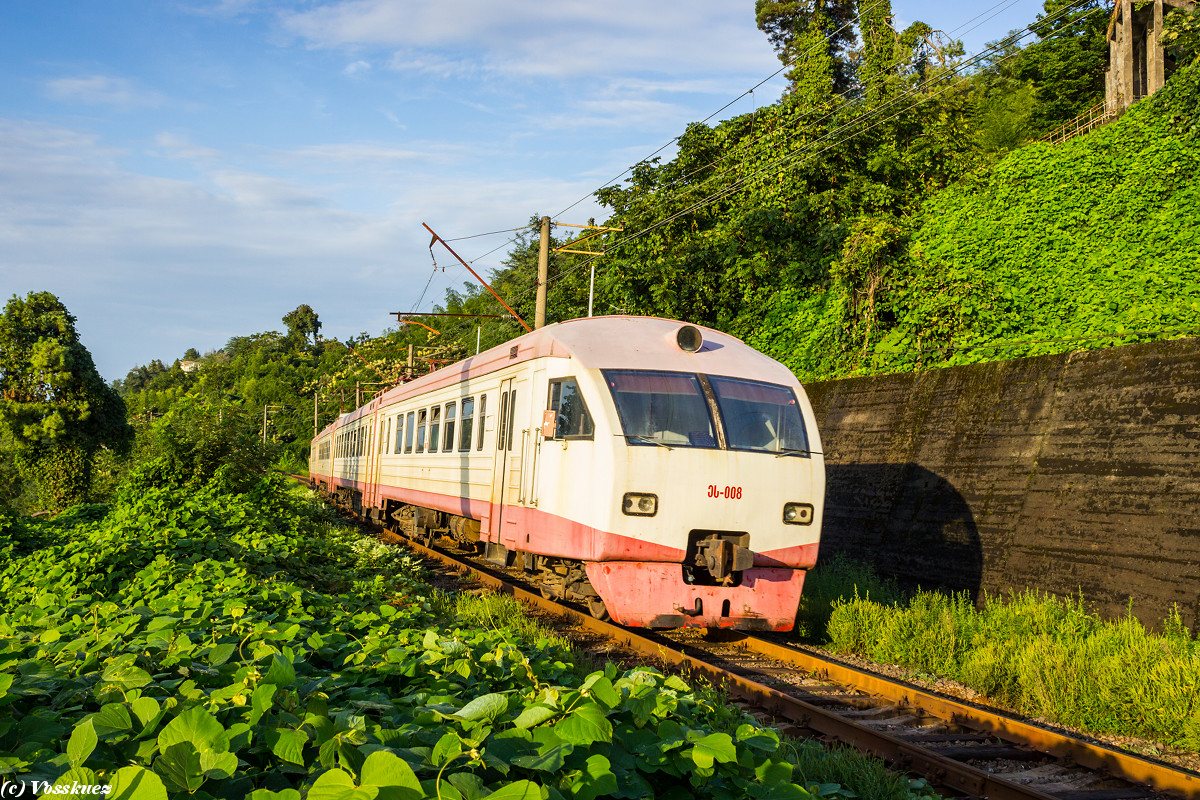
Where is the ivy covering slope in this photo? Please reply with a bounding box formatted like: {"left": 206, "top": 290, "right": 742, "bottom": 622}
{"left": 0, "top": 469, "right": 933, "bottom": 800}
{"left": 858, "top": 56, "right": 1200, "bottom": 374}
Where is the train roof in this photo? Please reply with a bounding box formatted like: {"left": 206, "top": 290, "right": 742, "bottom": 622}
{"left": 316, "top": 316, "right": 798, "bottom": 436}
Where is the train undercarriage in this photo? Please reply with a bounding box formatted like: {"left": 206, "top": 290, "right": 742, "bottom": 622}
{"left": 316, "top": 482, "right": 798, "bottom": 631}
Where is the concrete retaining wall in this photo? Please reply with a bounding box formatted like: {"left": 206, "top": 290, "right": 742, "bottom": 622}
{"left": 806, "top": 338, "right": 1200, "bottom": 631}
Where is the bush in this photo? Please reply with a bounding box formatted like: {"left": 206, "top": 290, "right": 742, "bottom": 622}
{"left": 794, "top": 553, "right": 905, "bottom": 641}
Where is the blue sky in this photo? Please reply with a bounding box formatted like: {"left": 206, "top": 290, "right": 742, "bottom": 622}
{"left": 1, "top": 0, "right": 1047, "bottom": 380}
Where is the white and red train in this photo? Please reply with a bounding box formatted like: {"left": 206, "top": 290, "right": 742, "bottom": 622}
{"left": 308, "top": 316, "right": 824, "bottom": 631}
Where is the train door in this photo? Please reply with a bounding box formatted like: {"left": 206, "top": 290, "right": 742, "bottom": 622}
{"left": 368, "top": 405, "right": 386, "bottom": 510}
{"left": 488, "top": 376, "right": 530, "bottom": 552}
{"left": 525, "top": 367, "right": 547, "bottom": 507}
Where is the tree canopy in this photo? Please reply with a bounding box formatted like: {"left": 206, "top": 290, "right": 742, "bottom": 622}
{"left": 0, "top": 292, "right": 133, "bottom": 509}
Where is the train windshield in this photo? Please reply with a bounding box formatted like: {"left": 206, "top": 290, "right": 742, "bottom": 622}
{"left": 708, "top": 375, "right": 809, "bottom": 454}
{"left": 603, "top": 370, "right": 717, "bottom": 448}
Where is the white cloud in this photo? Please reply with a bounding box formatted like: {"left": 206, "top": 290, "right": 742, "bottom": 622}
{"left": 0, "top": 118, "right": 603, "bottom": 378}
{"left": 151, "top": 132, "right": 222, "bottom": 161}
{"left": 343, "top": 59, "right": 371, "bottom": 76}
{"left": 45, "top": 75, "right": 164, "bottom": 109}
{"left": 285, "top": 142, "right": 431, "bottom": 164}
{"left": 280, "top": 0, "right": 777, "bottom": 80}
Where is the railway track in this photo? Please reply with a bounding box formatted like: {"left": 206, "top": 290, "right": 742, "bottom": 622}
{"left": 314, "top": 491, "right": 1199, "bottom": 800}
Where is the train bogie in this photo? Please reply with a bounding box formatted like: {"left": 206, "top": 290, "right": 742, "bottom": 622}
{"left": 309, "top": 316, "right": 824, "bottom": 631}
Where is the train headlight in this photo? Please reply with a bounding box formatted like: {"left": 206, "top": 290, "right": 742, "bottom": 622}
{"left": 622, "top": 492, "right": 658, "bottom": 517}
{"left": 783, "top": 502, "right": 813, "bottom": 525}
{"left": 676, "top": 325, "right": 703, "bottom": 352}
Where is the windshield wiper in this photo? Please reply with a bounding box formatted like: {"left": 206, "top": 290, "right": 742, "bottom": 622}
{"left": 617, "top": 434, "right": 673, "bottom": 450}
{"left": 774, "top": 447, "right": 822, "bottom": 458}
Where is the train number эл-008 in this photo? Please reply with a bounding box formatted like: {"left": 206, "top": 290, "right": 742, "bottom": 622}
{"left": 707, "top": 485, "right": 743, "bottom": 499}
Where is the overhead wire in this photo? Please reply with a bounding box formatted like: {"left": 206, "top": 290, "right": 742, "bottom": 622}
{"left": 428, "top": 0, "right": 1105, "bottom": 356}
{"left": 424, "top": 0, "right": 902, "bottom": 345}
{"left": 538, "top": 0, "right": 1103, "bottom": 295}
{"left": 550, "top": 0, "right": 890, "bottom": 220}
{"left": 600, "top": 0, "right": 1028, "bottom": 222}
{"left": 422, "top": 0, "right": 1090, "bottom": 354}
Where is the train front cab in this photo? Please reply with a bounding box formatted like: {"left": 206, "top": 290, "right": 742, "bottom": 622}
{"left": 527, "top": 346, "right": 824, "bottom": 632}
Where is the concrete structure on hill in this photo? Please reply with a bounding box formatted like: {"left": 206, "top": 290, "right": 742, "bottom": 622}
{"left": 1106, "top": 0, "right": 1196, "bottom": 113}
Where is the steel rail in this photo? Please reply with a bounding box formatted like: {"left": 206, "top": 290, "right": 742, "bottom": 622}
{"left": 302, "top": 472, "right": 1200, "bottom": 800}
{"left": 301, "top": 481, "right": 1200, "bottom": 800}
{"left": 740, "top": 636, "right": 1200, "bottom": 799}
{"left": 377, "top": 529, "right": 1065, "bottom": 800}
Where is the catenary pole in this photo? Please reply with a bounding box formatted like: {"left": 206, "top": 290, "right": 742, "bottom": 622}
{"left": 535, "top": 215, "right": 550, "bottom": 329}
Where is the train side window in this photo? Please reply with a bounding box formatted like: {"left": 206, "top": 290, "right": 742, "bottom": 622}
{"left": 506, "top": 390, "right": 518, "bottom": 451}
{"left": 405, "top": 411, "right": 415, "bottom": 453}
{"left": 394, "top": 414, "right": 404, "bottom": 453}
{"left": 429, "top": 406, "right": 441, "bottom": 453}
{"left": 477, "top": 394, "right": 487, "bottom": 450}
{"left": 383, "top": 417, "right": 391, "bottom": 455}
{"left": 546, "top": 378, "right": 594, "bottom": 439}
{"left": 443, "top": 402, "right": 456, "bottom": 452}
{"left": 416, "top": 409, "right": 427, "bottom": 453}
{"left": 498, "top": 391, "right": 509, "bottom": 451}
{"left": 459, "top": 396, "right": 474, "bottom": 451}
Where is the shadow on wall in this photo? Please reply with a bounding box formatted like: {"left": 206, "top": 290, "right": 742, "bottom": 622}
{"left": 821, "top": 463, "right": 983, "bottom": 601}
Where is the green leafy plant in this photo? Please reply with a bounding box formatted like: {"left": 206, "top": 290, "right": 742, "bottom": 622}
{"left": 1, "top": 472, "right": 936, "bottom": 800}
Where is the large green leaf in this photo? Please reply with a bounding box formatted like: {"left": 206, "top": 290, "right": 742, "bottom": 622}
{"left": 553, "top": 701, "right": 612, "bottom": 746}
{"left": 267, "top": 727, "right": 309, "bottom": 766}
{"left": 454, "top": 692, "right": 507, "bottom": 722}
{"left": 513, "top": 704, "right": 558, "bottom": 730}
{"left": 91, "top": 703, "right": 133, "bottom": 739}
{"left": 157, "top": 706, "right": 230, "bottom": 754}
{"left": 102, "top": 657, "right": 153, "bottom": 690}
{"left": 565, "top": 754, "right": 617, "bottom": 800}
{"left": 249, "top": 683, "right": 277, "bottom": 725}
{"left": 131, "top": 697, "right": 161, "bottom": 729}
{"left": 155, "top": 741, "right": 205, "bottom": 793}
{"left": 108, "top": 765, "right": 169, "bottom": 800}
{"left": 359, "top": 751, "right": 422, "bottom": 789}
{"left": 581, "top": 675, "right": 620, "bottom": 709}
{"left": 513, "top": 743, "right": 571, "bottom": 772}
{"left": 200, "top": 748, "right": 238, "bottom": 779}
{"left": 247, "top": 791, "right": 302, "bottom": 800}
{"left": 263, "top": 652, "right": 296, "bottom": 687}
{"left": 484, "top": 781, "right": 543, "bottom": 800}
{"left": 66, "top": 718, "right": 97, "bottom": 767}
{"left": 689, "top": 732, "right": 737, "bottom": 769}
{"left": 52, "top": 767, "right": 100, "bottom": 798}
{"left": 307, "top": 768, "right": 358, "bottom": 800}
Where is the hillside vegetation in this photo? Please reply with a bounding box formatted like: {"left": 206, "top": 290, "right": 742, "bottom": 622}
{"left": 432, "top": 4, "right": 1198, "bottom": 385}
{"left": 867, "top": 58, "right": 1200, "bottom": 374}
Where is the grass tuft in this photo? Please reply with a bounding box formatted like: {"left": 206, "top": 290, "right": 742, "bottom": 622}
{"left": 826, "top": 588, "right": 1200, "bottom": 750}
{"left": 795, "top": 553, "right": 906, "bottom": 641}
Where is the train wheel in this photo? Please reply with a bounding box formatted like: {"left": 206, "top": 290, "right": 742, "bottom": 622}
{"left": 587, "top": 597, "right": 610, "bottom": 622}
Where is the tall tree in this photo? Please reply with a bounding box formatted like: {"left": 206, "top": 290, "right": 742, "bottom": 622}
{"left": 857, "top": 0, "right": 895, "bottom": 104}
{"left": 1012, "top": 0, "right": 1110, "bottom": 134}
{"left": 283, "top": 304, "right": 322, "bottom": 347}
{"left": 0, "top": 292, "right": 133, "bottom": 509}
{"left": 756, "top": 0, "right": 858, "bottom": 96}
